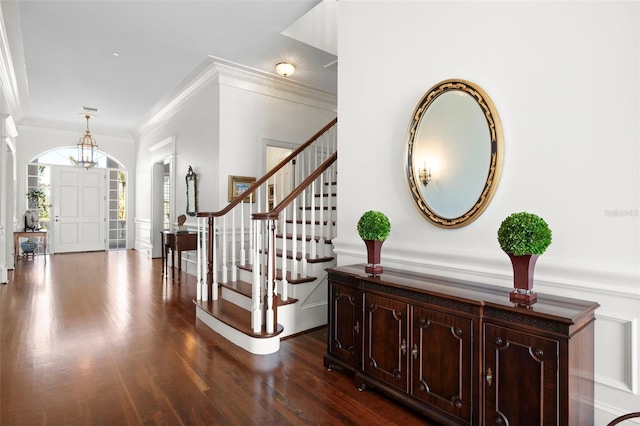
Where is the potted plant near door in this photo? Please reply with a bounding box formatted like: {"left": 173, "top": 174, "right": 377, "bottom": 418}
{"left": 497, "top": 211, "right": 552, "bottom": 305}
{"left": 25, "top": 189, "right": 46, "bottom": 231}
{"left": 357, "top": 210, "right": 391, "bottom": 276}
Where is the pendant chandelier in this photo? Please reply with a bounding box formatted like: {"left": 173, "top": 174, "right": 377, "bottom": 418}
{"left": 77, "top": 113, "right": 98, "bottom": 168}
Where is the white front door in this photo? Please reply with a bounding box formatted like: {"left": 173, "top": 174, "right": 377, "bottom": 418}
{"left": 53, "top": 166, "right": 106, "bottom": 253}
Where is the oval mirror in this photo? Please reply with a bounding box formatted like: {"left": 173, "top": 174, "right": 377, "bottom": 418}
{"left": 404, "top": 79, "right": 503, "bottom": 228}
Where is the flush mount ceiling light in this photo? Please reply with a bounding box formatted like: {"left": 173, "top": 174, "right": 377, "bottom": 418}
{"left": 275, "top": 62, "right": 295, "bottom": 77}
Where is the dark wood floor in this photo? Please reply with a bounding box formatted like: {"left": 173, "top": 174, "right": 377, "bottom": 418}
{"left": 1, "top": 251, "right": 437, "bottom": 425}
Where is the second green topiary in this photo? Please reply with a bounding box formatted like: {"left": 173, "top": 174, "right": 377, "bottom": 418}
{"left": 357, "top": 210, "right": 391, "bottom": 241}
{"left": 497, "top": 212, "right": 552, "bottom": 256}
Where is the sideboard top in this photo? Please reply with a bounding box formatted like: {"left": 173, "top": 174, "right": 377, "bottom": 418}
{"left": 327, "top": 264, "right": 599, "bottom": 327}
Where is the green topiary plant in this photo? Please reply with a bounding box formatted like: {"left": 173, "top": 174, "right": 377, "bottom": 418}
{"left": 497, "top": 212, "right": 552, "bottom": 256}
{"left": 357, "top": 210, "right": 391, "bottom": 241}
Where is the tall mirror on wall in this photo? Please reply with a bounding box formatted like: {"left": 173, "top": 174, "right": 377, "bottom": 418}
{"left": 186, "top": 165, "right": 197, "bottom": 216}
{"left": 404, "top": 79, "right": 504, "bottom": 228}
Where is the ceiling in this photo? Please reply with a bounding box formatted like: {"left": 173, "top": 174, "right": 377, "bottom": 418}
{"left": 12, "top": 0, "right": 337, "bottom": 137}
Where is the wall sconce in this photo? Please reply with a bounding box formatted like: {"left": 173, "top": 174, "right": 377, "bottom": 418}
{"left": 275, "top": 62, "right": 296, "bottom": 77}
{"left": 418, "top": 162, "right": 431, "bottom": 186}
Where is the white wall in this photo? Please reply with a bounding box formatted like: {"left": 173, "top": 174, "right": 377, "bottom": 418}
{"left": 135, "top": 84, "right": 219, "bottom": 224}
{"left": 217, "top": 73, "right": 337, "bottom": 207}
{"left": 335, "top": 1, "right": 639, "bottom": 422}
{"left": 134, "top": 58, "right": 337, "bottom": 261}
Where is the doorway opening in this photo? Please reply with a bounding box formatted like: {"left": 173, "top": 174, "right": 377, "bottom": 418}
{"left": 28, "top": 147, "right": 127, "bottom": 253}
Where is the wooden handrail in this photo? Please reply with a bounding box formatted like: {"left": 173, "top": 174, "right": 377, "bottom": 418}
{"left": 252, "top": 152, "right": 337, "bottom": 221}
{"left": 197, "top": 117, "right": 337, "bottom": 218}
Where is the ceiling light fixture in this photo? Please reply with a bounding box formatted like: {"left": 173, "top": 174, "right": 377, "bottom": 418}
{"left": 275, "top": 62, "right": 295, "bottom": 77}
{"left": 77, "top": 113, "right": 98, "bottom": 169}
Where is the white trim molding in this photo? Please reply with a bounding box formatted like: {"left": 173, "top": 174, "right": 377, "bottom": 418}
{"left": 135, "top": 56, "right": 337, "bottom": 135}
{"left": 595, "top": 313, "right": 638, "bottom": 395}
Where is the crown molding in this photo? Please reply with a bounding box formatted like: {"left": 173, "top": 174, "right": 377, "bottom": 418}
{"left": 211, "top": 56, "right": 337, "bottom": 111}
{"left": 18, "top": 118, "right": 135, "bottom": 142}
{"left": 0, "top": 1, "right": 27, "bottom": 117}
{"left": 135, "top": 55, "right": 337, "bottom": 136}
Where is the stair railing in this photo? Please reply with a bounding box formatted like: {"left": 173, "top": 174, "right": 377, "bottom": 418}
{"left": 253, "top": 152, "right": 337, "bottom": 333}
{"left": 196, "top": 118, "right": 337, "bottom": 335}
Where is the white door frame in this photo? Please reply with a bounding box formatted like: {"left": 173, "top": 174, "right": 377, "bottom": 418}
{"left": 0, "top": 134, "right": 16, "bottom": 281}
{"left": 149, "top": 136, "right": 175, "bottom": 259}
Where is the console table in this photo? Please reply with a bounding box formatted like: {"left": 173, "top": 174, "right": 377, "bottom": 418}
{"left": 14, "top": 230, "right": 47, "bottom": 261}
{"left": 161, "top": 231, "right": 197, "bottom": 280}
{"left": 324, "top": 264, "right": 599, "bottom": 426}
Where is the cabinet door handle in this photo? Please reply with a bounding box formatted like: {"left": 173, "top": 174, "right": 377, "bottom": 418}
{"left": 354, "top": 321, "right": 360, "bottom": 335}
{"left": 400, "top": 339, "right": 407, "bottom": 355}
{"left": 486, "top": 368, "right": 493, "bottom": 387}
{"left": 411, "top": 344, "right": 418, "bottom": 359}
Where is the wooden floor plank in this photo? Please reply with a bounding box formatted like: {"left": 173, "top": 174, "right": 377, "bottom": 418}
{"left": 1, "top": 251, "right": 439, "bottom": 425}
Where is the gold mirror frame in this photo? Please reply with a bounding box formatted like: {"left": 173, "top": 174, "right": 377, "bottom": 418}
{"left": 404, "top": 79, "right": 503, "bottom": 228}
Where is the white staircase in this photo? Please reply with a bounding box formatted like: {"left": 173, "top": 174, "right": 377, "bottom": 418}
{"left": 194, "top": 119, "right": 337, "bottom": 354}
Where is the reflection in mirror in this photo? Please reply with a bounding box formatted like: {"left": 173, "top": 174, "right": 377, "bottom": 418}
{"left": 186, "top": 165, "right": 197, "bottom": 216}
{"left": 405, "top": 79, "right": 503, "bottom": 228}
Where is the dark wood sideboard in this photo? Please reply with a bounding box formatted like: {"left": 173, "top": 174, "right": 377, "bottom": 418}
{"left": 161, "top": 231, "right": 197, "bottom": 280}
{"left": 324, "top": 264, "right": 599, "bottom": 426}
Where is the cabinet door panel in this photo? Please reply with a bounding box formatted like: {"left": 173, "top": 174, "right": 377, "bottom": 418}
{"left": 328, "top": 283, "right": 361, "bottom": 367}
{"left": 484, "top": 323, "right": 559, "bottom": 425}
{"left": 363, "top": 293, "right": 409, "bottom": 392}
{"left": 412, "top": 307, "right": 473, "bottom": 423}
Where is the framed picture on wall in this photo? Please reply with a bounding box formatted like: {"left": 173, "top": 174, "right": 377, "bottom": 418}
{"left": 228, "top": 175, "right": 256, "bottom": 202}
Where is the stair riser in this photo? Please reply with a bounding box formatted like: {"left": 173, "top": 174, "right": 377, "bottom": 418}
{"left": 273, "top": 240, "right": 334, "bottom": 257}
{"left": 221, "top": 287, "right": 253, "bottom": 310}
{"left": 283, "top": 223, "right": 336, "bottom": 238}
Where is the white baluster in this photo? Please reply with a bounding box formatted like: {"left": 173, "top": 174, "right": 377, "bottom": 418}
{"left": 309, "top": 179, "right": 317, "bottom": 259}
{"left": 249, "top": 195, "right": 254, "bottom": 265}
{"left": 266, "top": 219, "right": 275, "bottom": 334}
{"left": 300, "top": 189, "right": 308, "bottom": 278}
{"left": 240, "top": 201, "right": 245, "bottom": 266}
{"left": 231, "top": 207, "right": 237, "bottom": 282}
{"left": 252, "top": 221, "right": 261, "bottom": 333}
{"left": 196, "top": 217, "right": 202, "bottom": 301}
{"left": 203, "top": 219, "right": 209, "bottom": 301}
{"left": 317, "top": 172, "right": 326, "bottom": 257}
{"left": 209, "top": 219, "right": 215, "bottom": 301}
{"left": 291, "top": 197, "right": 298, "bottom": 279}
{"left": 280, "top": 204, "right": 288, "bottom": 302}
{"left": 221, "top": 215, "right": 227, "bottom": 284}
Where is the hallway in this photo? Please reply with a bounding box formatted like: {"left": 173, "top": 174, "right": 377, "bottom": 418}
{"left": 1, "top": 251, "right": 434, "bottom": 425}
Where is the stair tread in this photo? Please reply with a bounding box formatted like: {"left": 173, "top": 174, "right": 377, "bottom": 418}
{"left": 285, "top": 219, "right": 335, "bottom": 226}
{"left": 194, "top": 298, "right": 284, "bottom": 338}
{"left": 301, "top": 206, "right": 336, "bottom": 211}
{"left": 276, "top": 233, "right": 333, "bottom": 244}
{"left": 236, "top": 264, "right": 317, "bottom": 284}
{"left": 219, "top": 280, "right": 298, "bottom": 306}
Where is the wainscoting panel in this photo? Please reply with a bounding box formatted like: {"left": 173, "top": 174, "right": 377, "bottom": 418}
{"left": 596, "top": 313, "right": 637, "bottom": 394}
{"left": 134, "top": 218, "right": 152, "bottom": 258}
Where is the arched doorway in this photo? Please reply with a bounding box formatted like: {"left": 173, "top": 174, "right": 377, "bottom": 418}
{"left": 27, "top": 147, "right": 128, "bottom": 253}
